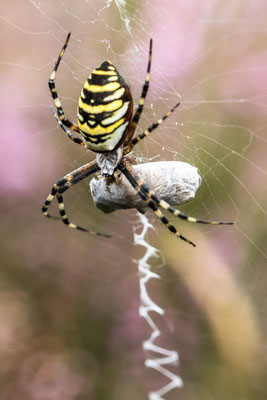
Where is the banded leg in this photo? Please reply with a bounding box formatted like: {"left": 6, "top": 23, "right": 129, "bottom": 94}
{"left": 119, "top": 161, "right": 196, "bottom": 247}
{"left": 125, "top": 39, "right": 153, "bottom": 145}
{"left": 124, "top": 102, "right": 180, "bottom": 154}
{"left": 122, "top": 160, "right": 233, "bottom": 226}
{"left": 49, "top": 32, "right": 84, "bottom": 147}
{"left": 141, "top": 185, "right": 233, "bottom": 226}
{"left": 42, "top": 162, "right": 98, "bottom": 220}
{"left": 50, "top": 107, "right": 85, "bottom": 146}
{"left": 42, "top": 161, "right": 111, "bottom": 238}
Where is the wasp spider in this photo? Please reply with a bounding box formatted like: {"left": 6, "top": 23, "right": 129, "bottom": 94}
{"left": 42, "top": 33, "right": 233, "bottom": 247}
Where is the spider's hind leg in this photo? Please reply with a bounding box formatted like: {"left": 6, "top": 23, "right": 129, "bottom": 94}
{"left": 48, "top": 33, "right": 84, "bottom": 147}
{"left": 124, "top": 39, "right": 153, "bottom": 146}
{"left": 125, "top": 102, "right": 180, "bottom": 154}
{"left": 50, "top": 107, "right": 85, "bottom": 146}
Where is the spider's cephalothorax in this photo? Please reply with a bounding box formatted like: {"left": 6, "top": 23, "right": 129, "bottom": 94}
{"left": 42, "top": 32, "right": 233, "bottom": 246}
{"left": 77, "top": 61, "right": 133, "bottom": 153}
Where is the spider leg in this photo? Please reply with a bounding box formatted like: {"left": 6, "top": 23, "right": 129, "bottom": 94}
{"left": 42, "top": 161, "right": 98, "bottom": 220}
{"left": 125, "top": 39, "right": 153, "bottom": 146}
{"left": 119, "top": 160, "right": 196, "bottom": 247}
{"left": 140, "top": 183, "right": 234, "bottom": 225}
{"left": 42, "top": 161, "right": 111, "bottom": 238}
{"left": 121, "top": 159, "right": 233, "bottom": 225}
{"left": 48, "top": 32, "right": 84, "bottom": 147}
{"left": 50, "top": 106, "right": 85, "bottom": 146}
{"left": 124, "top": 102, "right": 180, "bottom": 154}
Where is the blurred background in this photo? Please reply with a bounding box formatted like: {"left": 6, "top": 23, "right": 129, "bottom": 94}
{"left": 1, "top": 0, "right": 267, "bottom": 399}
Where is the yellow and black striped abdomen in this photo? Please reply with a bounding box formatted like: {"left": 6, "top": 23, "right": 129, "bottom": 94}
{"left": 77, "top": 61, "right": 133, "bottom": 153}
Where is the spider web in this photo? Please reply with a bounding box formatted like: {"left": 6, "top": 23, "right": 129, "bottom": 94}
{"left": 1, "top": 0, "right": 267, "bottom": 399}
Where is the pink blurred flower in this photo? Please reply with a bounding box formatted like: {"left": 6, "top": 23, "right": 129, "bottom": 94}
{"left": 0, "top": 79, "right": 43, "bottom": 194}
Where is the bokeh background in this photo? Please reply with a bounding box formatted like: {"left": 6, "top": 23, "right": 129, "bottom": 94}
{"left": 1, "top": 1, "right": 267, "bottom": 399}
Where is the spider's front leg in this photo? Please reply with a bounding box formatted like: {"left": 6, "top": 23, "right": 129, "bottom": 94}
{"left": 120, "top": 159, "right": 233, "bottom": 246}
{"left": 42, "top": 161, "right": 111, "bottom": 238}
{"left": 119, "top": 160, "right": 196, "bottom": 247}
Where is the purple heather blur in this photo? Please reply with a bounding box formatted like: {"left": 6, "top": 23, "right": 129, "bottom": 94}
{"left": 0, "top": 1, "right": 266, "bottom": 399}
